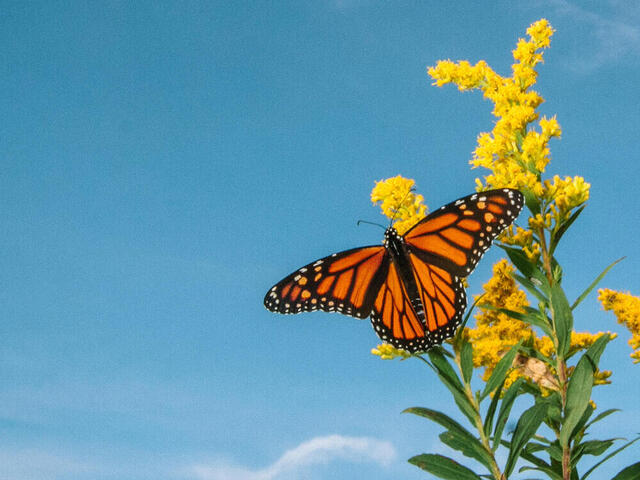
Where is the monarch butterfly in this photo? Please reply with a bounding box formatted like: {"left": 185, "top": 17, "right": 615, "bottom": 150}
{"left": 264, "top": 189, "right": 524, "bottom": 352}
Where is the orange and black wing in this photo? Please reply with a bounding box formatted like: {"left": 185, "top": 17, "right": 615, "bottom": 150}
{"left": 403, "top": 189, "right": 524, "bottom": 277}
{"left": 370, "top": 253, "right": 466, "bottom": 352}
{"left": 264, "top": 246, "right": 389, "bottom": 319}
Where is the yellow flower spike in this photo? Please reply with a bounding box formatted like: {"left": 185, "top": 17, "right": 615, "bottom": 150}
{"left": 371, "top": 175, "right": 427, "bottom": 235}
{"left": 599, "top": 289, "right": 640, "bottom": 363}
{"left": 371, "top": 343, "right": 411, "bottom": 360}
{"left": 526, "top": 19, "right": 555, "bottom": 48}
{"left": 539, "top": 115, "right": 562, "bottom": 139}
{"left": 467, "top": 260, "right": 532, "bottom": 380}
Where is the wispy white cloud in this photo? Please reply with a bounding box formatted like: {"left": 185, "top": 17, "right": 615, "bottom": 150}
{"left": 186, "top": 434, "right": 396, "bottom": 480}
{"left": 544, "top": 0, "right": 640, "bottom": 72}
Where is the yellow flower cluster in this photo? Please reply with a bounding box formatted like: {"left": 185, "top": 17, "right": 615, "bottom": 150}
{"left": 599, "top": 289, "right": 640, "bottom": 363}
{"left": 371, "top": 343, "right": 411, "bottom": 360}
{"left": 428, "top": 19, "right": 589, "bottom": 250}
{"left": 466, "top": 259, "right": 532, "bottom": 388}
{"left": 501, "top": 225, "right": 541, "bottom": 262}
{"left": 468, "top": 260, "right": 609, "bottom": 390}
{"left": 370, "top": 175, "right": 427, "bottom": 235}
{"left": 543, "top": 175, "right": 591, "bottom": 221}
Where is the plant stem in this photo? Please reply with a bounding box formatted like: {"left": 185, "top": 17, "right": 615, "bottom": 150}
{"left": 454, "top": 351, "right": 505, "bottom": 480}
{"left": 541, "top": 221, "right": 571, "bottom": 480}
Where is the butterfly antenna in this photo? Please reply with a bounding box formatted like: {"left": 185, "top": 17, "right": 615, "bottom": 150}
{"left": 356, "top": 220, "right": 386, "bottom": 230}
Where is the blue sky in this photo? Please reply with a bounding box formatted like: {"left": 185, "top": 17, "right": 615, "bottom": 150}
{"left": 1, "top": 1, "right": 640, "bottom": 479}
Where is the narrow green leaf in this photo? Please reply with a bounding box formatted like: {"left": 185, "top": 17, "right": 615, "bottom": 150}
{"left": 408, "top": 453, "right": 482, "bottom": 480}
{"left": 582, "top": 436, "right": 640, "bottom": 480}
{"left": 505, "top": 402, "right": 548, "bottom": 476}
{"left": 571, "top": 257, "right": 624, "bottom": 310}
{"left": 521, "top": 186, "right": 541, "bottom": 215}
{"left": 550, "top": 283, "right": 573, "bottom": 357}
{"left": 560, "top": 334, "right": 612, "bottom": 447}
{"left": 426, "top": 350, "right": 477, "bottom": 424}
{"left": 461, "top": 340, "right": 474, "bottom": 384}
{"left": 502, "top": 245, "right": 549, "bottom": 290}
{"left": 428, "top": 350, "right": 464, "bottom": 393}
{"left": 571, "top": 439, "right": 616, "bottom": 466}
{"left": 519, "top": 465, "right": 563, "bottom": 480}
{"left": 570, "top": 403, "right": 595, "bottom": 443}
{"left": 439, "top": 431, "right": 492, "bottom": 470}
{"left": 493, "top": 377, "right": 525, "bottom": 451}
{"left": 404, "top": 406, "right": 490, "bottom": 467}
{"left": 513, "top": 273, "right": 549, "bottom": 303}
{"left": 549, "top": 205, "right": 584, "bottom": 257}
{"left": 455, "top": 294, "right": 484, "bottom": 344}
{"left": 482, "top": 342, "right": 521, "bottom": 399}
{"left": 404, "top": 407, "right": 477, "bottom": 440}
{"left": 483, "top": 381, "right": 504, "bottom": 438}
{"left": 497, "top": 306, "right": 554, "bottom": 337}
{"left": 585, "top": 408, "right": 620, "bottom": 429}
{"left": 612, "top": 462, "right": 640, "bottom": 480}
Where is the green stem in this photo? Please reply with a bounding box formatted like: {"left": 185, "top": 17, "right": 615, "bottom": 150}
{"left": 540, "top": 222, "right": 572, "bottom": 480}
{"left": 454, "top": 349, "right": 505, "bottom": 480}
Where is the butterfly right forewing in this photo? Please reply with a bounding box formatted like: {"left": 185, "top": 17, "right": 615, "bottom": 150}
{"left": 403, "top": 189, "right": 524, "bottom": 277}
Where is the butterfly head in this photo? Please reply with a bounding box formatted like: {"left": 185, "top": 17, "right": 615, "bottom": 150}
{"left": 383, "top": 226, "right": 403, "bottom": 248}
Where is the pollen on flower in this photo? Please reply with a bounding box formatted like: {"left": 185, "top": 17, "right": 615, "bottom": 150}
{"left": 371, "top": 175, "right": 427, "bottom": 235}
{"left": 599, "top": 289, "right": 640, "bottom": 363}
{"left": 371, "top": 343, "right": 411, "bottom": 360}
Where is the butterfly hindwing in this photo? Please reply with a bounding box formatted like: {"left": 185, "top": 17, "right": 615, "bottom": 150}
{"left": 369, "top": 252, "right": 466, "bottom": 351}
{"left": 404, "top": 188, "right": 524, "bottom": 277}
{"left": 264, "top": 246, "right": 389, "bottom": 319}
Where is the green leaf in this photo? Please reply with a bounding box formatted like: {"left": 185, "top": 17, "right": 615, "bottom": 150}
{"left": 560, "top": 334, "right": 612, "bottom": 447}
{"left": 505, "top": 402, "right": 548, "bottom": 477}
{"left": 483, "top": 380, "right": 504, "bottom": 438}
{"left": 549, "top": 205, "right": 584, "bottom": 257}
{"left": 428, "top": 350, "right": 464, "bottom": 393}
{"left": 404, "top": 407, "right": 477, "bottom": 442}
{"left": 513, "top": 273, "right": 549, "bottom": 304}
{"left": 521, "top": 186, "right": 541, "bottom": 215}
{"left": 502, "top": 245, "right": 549, "bottom": 290}
{"left": 571, "top": 439, "right": 616, "bottom": 466}
{"left": 571, "top": 257, "right": 624, "bottom": 310}
{"left": 408, "top": 453, "right": 482, "bottom": 480}
{"left": 584, "top": 408, "right": 620, "bottom": 429}
{"left": 550, "top": 283, "right": 573, "bottom": 357}
{"left": 439, "top": 431, "right": 493, "bottom": 470}
{"left": 520, "top": 465, "right": 563, "bottom": 480}
{"left": 493, "top": 377, "right": 525, "bottom": 451}
{"left": 460, "top": 340, "right": 474, "bottom": 384}
{"left": 404, "top": 407, "right": 491, "bottom": 468}
{"left": 500, "top": 305, "right": 554, "bottom": 337}
{"left": 582, "top": 436, "right": 640, "bottom": 480}
{"left": 612, "top": 462, "right": 640, "bottom": 480}
{"left": 455, "top": 294, "right": 484, "bottom": 344}
{"left": 481, "top": 341, "right": 521, "bottom": 399}
{"left": 426, "top": 350, "right": 477, "bottom": 424}
{"left": 570, "top": 403, "right": 595, "bottom": 443}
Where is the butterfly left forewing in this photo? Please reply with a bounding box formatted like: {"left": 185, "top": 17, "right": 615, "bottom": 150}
{"left": 264, "top": 246, "right": 388, "bottom": 319}
{"left": 404, "top": 188, "right": 524, "bottom": 277}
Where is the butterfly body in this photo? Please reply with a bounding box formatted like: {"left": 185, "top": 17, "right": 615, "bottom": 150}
{"left": 265, "top": 189, "right": 524, "bottom": 352}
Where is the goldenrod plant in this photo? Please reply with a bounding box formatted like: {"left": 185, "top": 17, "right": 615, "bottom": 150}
{"left": 372, "top": 19, "right": 640, "bottom": 480}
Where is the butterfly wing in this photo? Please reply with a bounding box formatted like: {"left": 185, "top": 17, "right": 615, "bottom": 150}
{"left": 264, "top": 246, "right": 389, "bottom": 319}
{"left": 403, "top": 188, "right": 524, "bottom": 277}
{"left": 370, "top": 252, "right": 466, "bottom": 352}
